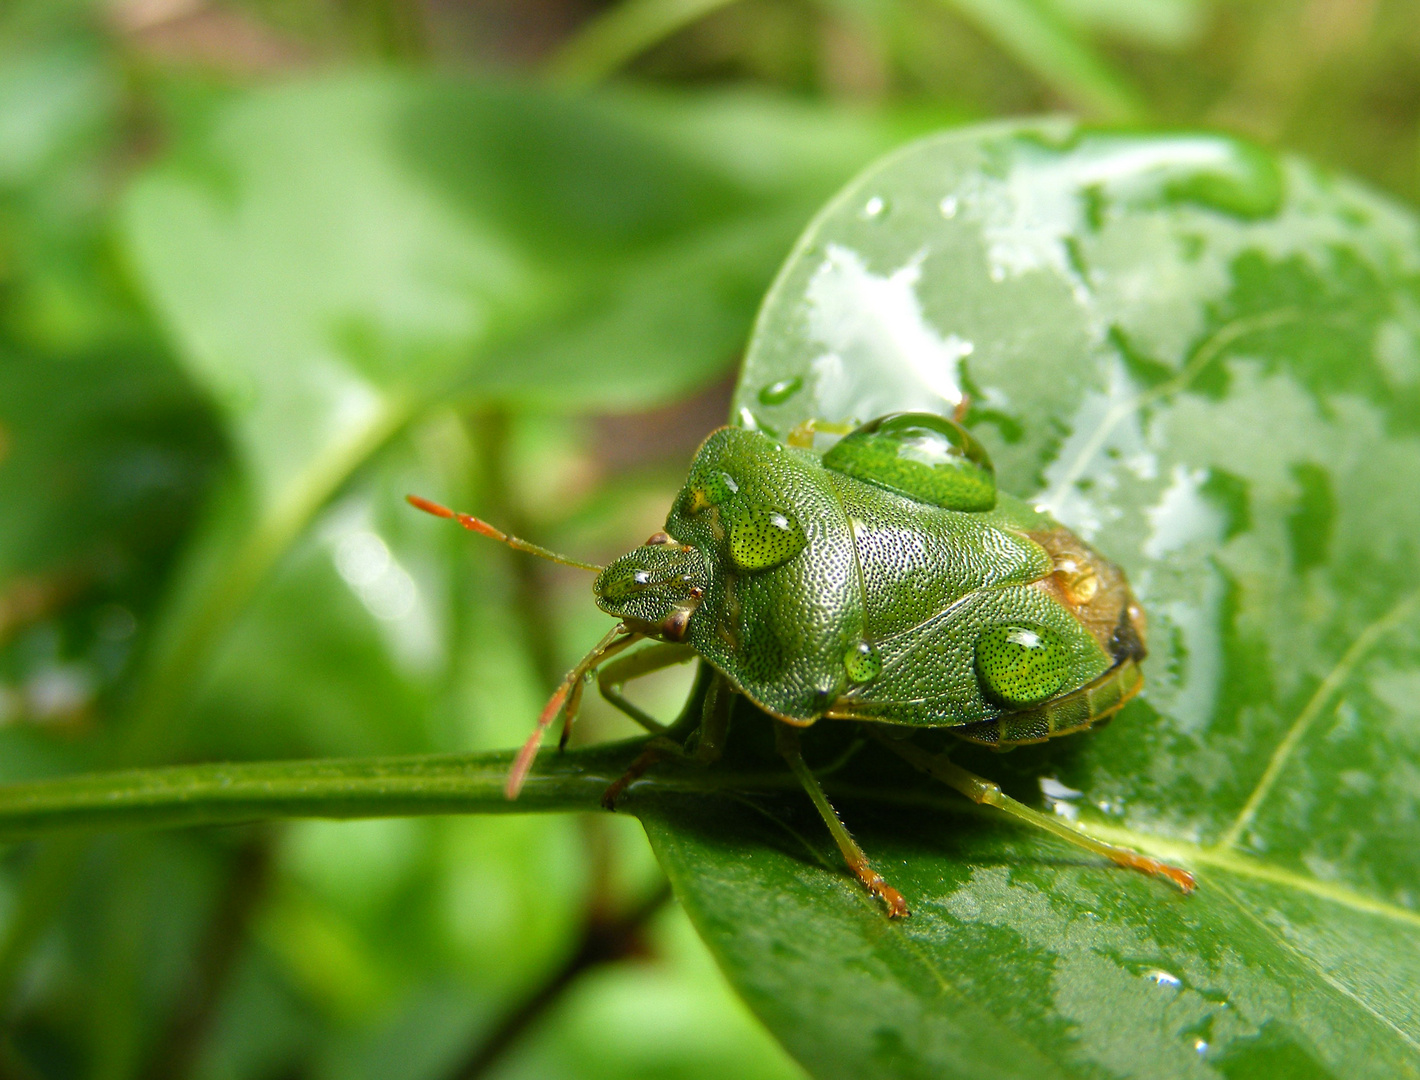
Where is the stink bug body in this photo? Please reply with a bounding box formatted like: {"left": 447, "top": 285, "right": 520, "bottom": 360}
{"left": 410, "top": 411, "right": 1193, "bottom": 916}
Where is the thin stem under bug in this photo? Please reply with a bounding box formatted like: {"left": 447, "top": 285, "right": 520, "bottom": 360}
{"left": 406, "top": 494, "right": 603, "bottom": 572}
{"left": 876, "top": 733, "right": 1195, "bottom": 893}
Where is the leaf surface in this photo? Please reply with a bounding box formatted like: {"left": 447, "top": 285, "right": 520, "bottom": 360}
{"left": 635, "top": 120, "right": 1420, "bottom": 1078}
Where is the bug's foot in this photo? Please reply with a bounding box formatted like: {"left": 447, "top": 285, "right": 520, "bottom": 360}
{"left": 847, "top": 855, "right": 910, "bottom": 918}
{"left": 600, "top": 746, "right": 666, "bottom": 810}
{"left": 1109, "top": 850, "right": 1196, "bottom": 893}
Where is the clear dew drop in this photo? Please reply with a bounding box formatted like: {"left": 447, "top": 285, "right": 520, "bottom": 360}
{"left": 939, "top": 195, "right": 959, "bottom": 218}
{"left": 757, "top": 376, "right": 803, "bottom": 406}
{"left": 727, "top": 502, "right": 807, "bottom": 571}
{"left": 860, "top": 195, "right": 887, "bottom": 220}
{"left": 844, "top": 641, "right": 882, "bottom": 683}
{"left": 1145, "top": 969, "right": 1182, "bottom": 990}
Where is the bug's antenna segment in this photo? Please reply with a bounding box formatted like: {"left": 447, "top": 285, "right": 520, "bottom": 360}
{"left": 406, "top": 494, "right": 603, "bottom": 571}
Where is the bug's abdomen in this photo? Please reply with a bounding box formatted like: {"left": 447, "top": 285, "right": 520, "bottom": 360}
{"left": 828, "top": 482, "right": 1133, "bottom": 730}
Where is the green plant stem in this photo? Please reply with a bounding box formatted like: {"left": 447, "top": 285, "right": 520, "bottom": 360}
{"left": 0, "top": 748, "right": 638, "bottom": 842}
{"left": 935, "top": 0, "right": 1144, "bottom": 121}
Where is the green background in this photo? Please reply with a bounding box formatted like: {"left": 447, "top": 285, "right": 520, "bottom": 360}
{"left": 2, "top": 1, "right": 1419, "bottom": 1077}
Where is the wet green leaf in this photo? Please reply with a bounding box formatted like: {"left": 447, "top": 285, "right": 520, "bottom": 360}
{"left": 632, "top": 121, "right": 1420, "bottom": 1078}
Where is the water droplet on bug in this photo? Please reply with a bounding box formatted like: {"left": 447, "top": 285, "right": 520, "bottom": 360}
{"left": 686, "top": 470, "right": 737, "bottom": 511}
{"left": 726, "top": 503, "right": 806, "bottom": 571}
{"left": 1145, "top": 969, "right": 1182, "bottom": 990}
{"left": 974, "top": 623, "right": 1068, "bottom": 706}
{"left": 822, "top": 413, "right": 995, "bottom": 512}
{"left": 939, "top": 195, "right": 959, "bottom": 218}
{"left": 844, "top": 641, "right": 882, "bottom": 683}
{"left": 1194, "top": 1040, "right": 1209, "bottom": 1055}
{"left": 757, "top": 376, "right": 803, "bottom": 406}
{"left": 860, "top": 195, "right": 887, "bottom": 219}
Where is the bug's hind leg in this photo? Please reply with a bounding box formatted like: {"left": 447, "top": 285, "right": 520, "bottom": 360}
{"left": 786, "top": 418, "right": 855, "bottom": 448}
{"left": 777, "top": 723, "right": 909, "bottom": 919}
{"left": 874, "top": 732, "right": 1194, "bottom": 893}
{"left": 601, "top": 666, "right": 730, "bottom": 810}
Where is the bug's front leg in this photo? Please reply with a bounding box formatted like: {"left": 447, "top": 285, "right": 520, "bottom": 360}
{"left": 875, "top": 733, "right": 1195, "bottom": 893}
{"left": 785, "top": 417, "right": 855, "bottom": 448}
{"left": 777, "top": 723, "right": 909, "bottom": 919}
{"left": 506, "top": 624, "right": 643, "bottom": 799}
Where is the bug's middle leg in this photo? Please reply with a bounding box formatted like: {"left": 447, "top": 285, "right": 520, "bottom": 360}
{"left": 873, "top": 732, "right": 1194, "bottom": 892}
{"left": 601, "top": 669, "right": 732, "bottom": 810}
{"left": 595, "top": 642, "right": 698, "bottom": 737}
{"left": 776, "top": 722, "right": 909, "bottom": 919}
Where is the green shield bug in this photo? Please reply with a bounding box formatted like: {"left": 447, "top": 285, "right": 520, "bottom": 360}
{"left": 409, "top": 409, "right": 1193, "bottom": 917}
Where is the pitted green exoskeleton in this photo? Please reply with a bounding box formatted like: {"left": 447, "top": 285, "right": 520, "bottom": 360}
{"left": 409, "top": 411, "right": 1192, "bottom": 918}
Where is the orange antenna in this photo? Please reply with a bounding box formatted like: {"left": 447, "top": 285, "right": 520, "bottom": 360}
{"left": 406, "top": 495, "right": 603, "bottom": 572}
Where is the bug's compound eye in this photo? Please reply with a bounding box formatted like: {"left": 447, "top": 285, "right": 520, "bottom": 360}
{"left": 645, "top": 531, "right": 673, "bottom": 546}
{"left": 823, "top": 412, "right": 996, "bottom": 512}
{"left": 974, "top": 623, "right": 1068, "bottom": 707}
{"left": 724, "top": 501, "right": 807, "bottom": 571}
{"left": 844, "top": 640, "right": 882, "bottom": 684}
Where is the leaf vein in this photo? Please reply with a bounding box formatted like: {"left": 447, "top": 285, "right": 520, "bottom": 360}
{"left": 1042, "top": 308, "right": 1303, "bottom": 509}
{"left": 1210, "top": 877, "right": 1420, "bottom": 1058}
{"left": 1217, "top": 589, "right": 1420, "bottom": 850}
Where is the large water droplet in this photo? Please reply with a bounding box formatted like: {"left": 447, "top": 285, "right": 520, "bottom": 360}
{"left": 823, "top": 413, "right": 996, "bottom": 512}
{"left": 726, "top": 502, "right": 807, "bottom": 571}
{"left": 974, "top": 623, "right": 1068, "bottom": 707}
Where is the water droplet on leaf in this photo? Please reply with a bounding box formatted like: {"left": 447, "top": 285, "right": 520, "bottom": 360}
{"left": 758, "top": 376, "right": 803, "bottom": 406}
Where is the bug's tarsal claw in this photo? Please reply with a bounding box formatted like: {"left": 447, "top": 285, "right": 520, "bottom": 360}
{"left": 846, "top": 854, "right": 910, "bottom": 918}
{"left": 601, "top": 746, "right": 666, "bottom": 809}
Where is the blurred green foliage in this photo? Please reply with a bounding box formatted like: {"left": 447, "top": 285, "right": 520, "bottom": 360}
{"left": 1, "top": 0, "right": 1419, "bottom": 1077}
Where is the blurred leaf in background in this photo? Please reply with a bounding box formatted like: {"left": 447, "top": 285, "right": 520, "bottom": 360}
{"left": 2, "top": 0, "right": 1420, "bottom": 1077}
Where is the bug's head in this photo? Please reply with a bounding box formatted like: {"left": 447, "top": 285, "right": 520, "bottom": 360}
{"left": 594, "top": 533, "right": 709, "bottom": 641}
